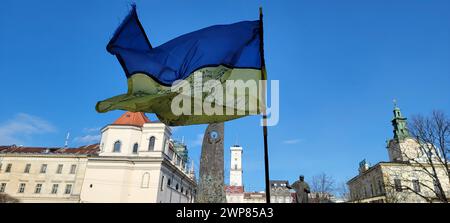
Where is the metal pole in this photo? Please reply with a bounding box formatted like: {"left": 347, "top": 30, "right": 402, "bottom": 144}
{"left": 259, "top": 7, "right": 271, "bottom": 203}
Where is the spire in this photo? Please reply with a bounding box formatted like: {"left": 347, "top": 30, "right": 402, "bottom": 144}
{"left": 112, "top": 112, "right": 150, "bottom": 127}
{"left": 391, "top": 100, "right": 410, "bottom": 140}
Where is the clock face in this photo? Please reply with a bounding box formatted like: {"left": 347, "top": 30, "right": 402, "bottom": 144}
{"left": 209, "top": 131, "right": 219, "bottom": 139}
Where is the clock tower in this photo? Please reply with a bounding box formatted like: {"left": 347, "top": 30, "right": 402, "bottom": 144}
{"left": 230, "top": 145, "right": 243, "bottom": 186}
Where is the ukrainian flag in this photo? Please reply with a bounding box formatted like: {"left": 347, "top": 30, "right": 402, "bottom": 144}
{"left": 96, "top": 5, "right": 265, "bottom": 126}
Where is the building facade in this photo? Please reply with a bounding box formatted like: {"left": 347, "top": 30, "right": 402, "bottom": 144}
{"left": 347, "top": 106, "right": 450, "bottom": 203}
{"left": 269, "top": 180, "right": 294, "bottom": 203}
{"left": 0, "top": 145, "right": 97, "bottom": 203}
{"left": 0, "top": 112, "right": 196, "bottom": 203}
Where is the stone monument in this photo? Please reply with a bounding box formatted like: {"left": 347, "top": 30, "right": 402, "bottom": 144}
{"left": 196, "top": 122, "right": 226, "bottom": 203}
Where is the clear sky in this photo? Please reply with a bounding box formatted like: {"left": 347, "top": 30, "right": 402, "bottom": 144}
{"left": 1, "top": 0, "right": 449, "bottom": 192}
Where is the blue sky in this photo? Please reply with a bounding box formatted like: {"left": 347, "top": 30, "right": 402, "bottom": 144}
{"left": 1, "top": 0, "right": 449, "bottom": 192}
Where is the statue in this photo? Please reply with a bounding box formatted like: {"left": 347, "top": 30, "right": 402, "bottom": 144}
{"left": 196, "top": 123, "right": 226, "bottom": 203}
{"left": 288, "top": 175, "right": 310, "bottom": 203}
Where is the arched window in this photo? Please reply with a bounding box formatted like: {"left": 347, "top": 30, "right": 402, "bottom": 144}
{"left": 148, "top": 136, "right": 155, "bottom": 151}
{"left": 132, "top": 143, "right": 139, "bottom": 154}
{"left": 167, "top": 179, "right": 171, "bottom": 187}
{"left": 113, "top": 141, "right": 121, "bottom": 153}
{"left": 141, "top": 172, "right": 150, "bottom": 188}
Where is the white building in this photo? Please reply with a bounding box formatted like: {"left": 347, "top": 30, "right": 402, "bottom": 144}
{"left": 0, "top": 112, "right": 196, "bottom": 203}
{"left": 347, "top": 106, "right": 450, "bottom": 203}
{"left": 0, "top": 145, "right": 97, "bottom": 203}
{"left": 229, "top": 145, "right": 243, "bottom": 186}
{"left": 269, "top": 180, "right": 294, "bottom": 203}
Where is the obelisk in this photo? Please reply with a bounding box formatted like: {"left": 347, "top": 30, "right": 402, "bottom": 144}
{"left": 196, "top": 122, "right": 226, "bottom": 203}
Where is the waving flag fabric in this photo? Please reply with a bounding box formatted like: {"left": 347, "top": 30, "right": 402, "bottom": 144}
{"left": 96, "top": 5, "right": 264, "bottom": 126}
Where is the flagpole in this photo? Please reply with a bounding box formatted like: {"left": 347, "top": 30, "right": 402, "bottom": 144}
{"left": 259, "top": 7, "right": 271, "bottom": 204}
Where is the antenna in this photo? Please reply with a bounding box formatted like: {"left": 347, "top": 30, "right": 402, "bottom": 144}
{"left": 64, "top": 132, "right": 70, "bottom": 148}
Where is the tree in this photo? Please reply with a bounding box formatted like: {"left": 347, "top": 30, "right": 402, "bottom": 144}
{"left": 383, "top": 174, "right": 408, "bottom": 203}
{"left": 388, "top": 110, "right": 449, "bottom": 203}
{"left": 408, "top": 111, "right": 449, "bottom": 202}
{"left": 0, "top": 193, "right": 20, "bottom": 203}
{"left": 335, "top": 182, "right": 350, "bottom": 202}
{"left": 310, "top": 173, "right": 335, "bottom": 203}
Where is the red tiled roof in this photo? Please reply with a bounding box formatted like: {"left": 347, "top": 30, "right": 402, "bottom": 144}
{"left": 225, "top": 186, "right": 244, "bottom": 194}
{"left": 0, "top": 144, "right": 100, "bottom": 155}
{"left": 112, "top": 112, "right": 150, "bottom": 127}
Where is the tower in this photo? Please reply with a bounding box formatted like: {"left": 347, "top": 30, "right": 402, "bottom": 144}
{"left": 230, "top": 145, "right": 243, "bottom": 186}
{"left": 387, "top": 102, "right": 421, "bottom": 162}
{"left": 391, "top": 102, "right": 410, "bottom": 141}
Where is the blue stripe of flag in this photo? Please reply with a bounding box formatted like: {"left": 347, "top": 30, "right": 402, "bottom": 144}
{"left": 107, "top": 5, "right": 262, "bottom": 86}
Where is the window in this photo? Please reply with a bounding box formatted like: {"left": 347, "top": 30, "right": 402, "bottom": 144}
{"left": 394, "top": 179, "right": 402, "bottom": 192}
{"left": 40, "top": 164, "right": 47, "bottom": 174}
{"left": 234, "top": 164, "right": 237, "bottom": 170}
{"left": 35, "top": 184, "right": 42, "bottom": 194}
{"left": 51, "top": 184, "right": 59, "bottom": 194}
{"left": 64, "top": 184, "right": 72, "bottom": 194}
{"left": 181, "top": 187, "right": 184, "bottom": 193}
{"left": 0, "top": 183, "right": 6, "bottom": 192}
{"left": 278, "top": 197, "right": 284, "bottom": 203}
{"left": 70, "top": 165, "right": 77, "bottom": 174}
{"left": 5, "top": 164, "right": 12, "bottom": 173}
{"left": 148, "top": 136, "right": 155, "bottom": 151}
{"left": 113, "top": 141, "right": 121, "bottom": 153}
{"left": 160, "top": 176, "right": 165, "bottom": 191}
{"left": 285, "top": 197, "right": 291, "bottom": 203}
{"left": 412, "top": 180, "right": 420, "bottom": 193}
{"left": 24, "top": 164, "right": 31, "bottom": 173}
{"left": 56, "top": 164, "right": 63, "bottom": 174}
{"left": 378, "top": 180, "right": 383, "bottom": 194}
{"left": 167, "top": 178, "right": 171, "bottom": 187}
{"left": 176, "top": 183, "right": 179, "bottom": 191}
{"left": 141, "top": 173, "right": 150, "bottom": 188}
{"left": 18, "top": 183, "right": 26, "bottom": 193}
{"left": 133, "top": 143, "right": 139, "bottom": 154}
